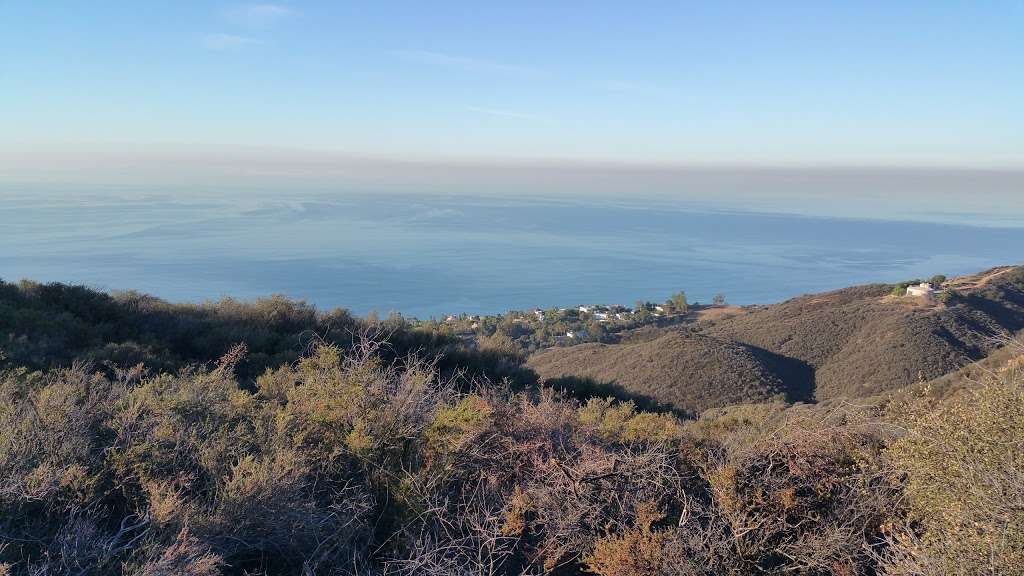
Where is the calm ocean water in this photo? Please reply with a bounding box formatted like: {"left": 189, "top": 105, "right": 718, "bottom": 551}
{"left": 2, "top": 189, "right": 1022, "bottom": 318}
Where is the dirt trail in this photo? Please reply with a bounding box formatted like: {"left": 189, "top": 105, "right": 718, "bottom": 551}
{"left": 946, "top": 266, "right": 1016, "bottom": 292}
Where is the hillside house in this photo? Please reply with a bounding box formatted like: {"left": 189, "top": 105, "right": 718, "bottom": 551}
{"left": 906, "top": 283, "right": 935, "bottom": 297}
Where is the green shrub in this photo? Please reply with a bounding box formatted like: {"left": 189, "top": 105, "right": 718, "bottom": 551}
{"left": 577, "top": 397, "right": 682, "bottom": 443}
{"left": 423, "top": 395, "right": 493, "bottom": 458}
{"left": 882, "top": 363, "right": 1024, "bottom": 575}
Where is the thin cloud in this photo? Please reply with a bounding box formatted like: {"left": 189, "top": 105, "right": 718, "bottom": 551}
{"left": 394, "top": 50, "right": 543, "bottom": 78}
{"left": 223, "top": 4, "right": 296, "bottom": 29}
{"left": 200, "top": 33, "right": 264, "bottom": 51}
{"left": 467, "top": 106, "right": 548, "bottom": 121}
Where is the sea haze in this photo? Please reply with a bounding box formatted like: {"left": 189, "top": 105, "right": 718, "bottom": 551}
{"left": 1, "top": 190, "right": 1022, "bottom": 318}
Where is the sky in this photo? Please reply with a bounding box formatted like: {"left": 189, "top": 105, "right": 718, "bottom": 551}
{"left": 2, "top": 1, "right": 1023, "bottom": 171}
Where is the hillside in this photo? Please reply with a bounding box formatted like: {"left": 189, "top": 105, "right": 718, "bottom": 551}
{"left": 529, "top": 331, "right": 811, "bottom": 414}
{"left": 530, "top": 265, "right": 1024, "bottom": 408}
{"left": 873, "top": 333, "right": 1024, "bottom": 406}
{"left": 708, "top": 266, "right": 1024, "bottom": 399}
{"left": 0, "top": 279, "right": 530, "bottom": 385}
{"left": 2, "top": 323, "right": 1021, "bottom": 575}
{"left": 0, "top": 268, "right": 1022, "bottom": 574}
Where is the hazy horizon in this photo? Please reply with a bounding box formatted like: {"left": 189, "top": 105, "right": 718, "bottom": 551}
{"left": 4, "top": 145, "right": 1023, "bottom": 228}
{"left": 3, "top": 2, "right": 1023, "bottom": 174}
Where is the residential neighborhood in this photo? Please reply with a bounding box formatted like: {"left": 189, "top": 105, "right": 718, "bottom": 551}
{"left": 421, "top": 290, "right": 709, "bottom": 352}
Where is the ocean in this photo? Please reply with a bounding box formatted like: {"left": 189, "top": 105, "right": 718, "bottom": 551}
{"left": 2, "top": 188, "right": 1022, "bottom": 318}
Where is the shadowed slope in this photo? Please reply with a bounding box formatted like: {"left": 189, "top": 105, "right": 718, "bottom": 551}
{"left": 528, "top": 331, "right": 812, "bottom": 414}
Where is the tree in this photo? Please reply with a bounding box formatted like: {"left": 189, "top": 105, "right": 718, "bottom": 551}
{"left": 928, "top": 274, "right": 947, "bottom": 287}
{"left": 480, "top": 315, "right": 499, "bottom": 335}
{"left": 670, "top": 291, "right": 688, "bottom": 314}
{"left": 713, "top": 293, "right": 726, "bottom": 307}
{"left": 634, "top": 300, "right": 652, "bottom": 322}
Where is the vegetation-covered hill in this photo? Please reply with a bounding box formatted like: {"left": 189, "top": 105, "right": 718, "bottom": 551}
{"left": 0, "top": 268, "right": 1022, "bottom": 574}
{"left": 0, "top": 279, "right": 530, "bottom": 385}
{"left": 708, "top": 266, "right": 1024, "bottom": 399}
{"left": 528, "top": 331, "right": 812, "bottom": 414}
{"left": 532, "top": 266, "right": 1024, "bottom": 409}
{"left": 1, "top": 336, "right": 1021, "bottom": 575}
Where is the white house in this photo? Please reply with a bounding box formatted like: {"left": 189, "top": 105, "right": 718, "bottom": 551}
{"left": 906, "top": 283, "right": 935, "bottom": 297}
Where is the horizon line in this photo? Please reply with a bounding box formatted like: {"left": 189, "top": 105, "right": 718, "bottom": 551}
{"left": 2, "top": 142, "right": 1024, "bottom": 173}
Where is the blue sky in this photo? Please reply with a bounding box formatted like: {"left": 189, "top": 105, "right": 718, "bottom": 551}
{"left": 1, "top": 1, "right": 1022, "bottom": 167}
